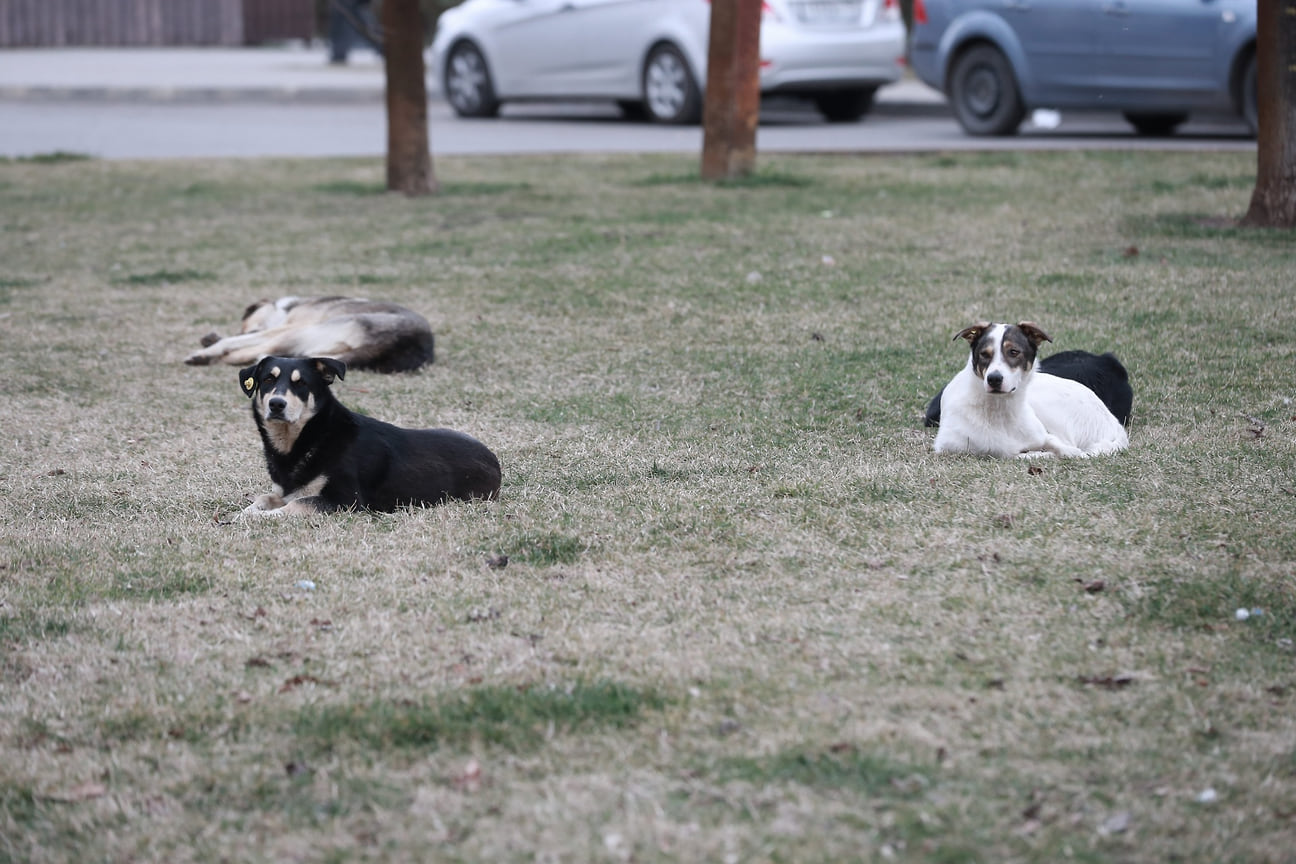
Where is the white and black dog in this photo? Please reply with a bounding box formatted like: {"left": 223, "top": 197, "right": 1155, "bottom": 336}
{"left": 932, "top": 322, "right": 1129, "bottom": 459}
{"left": 188, "top": 296, "right": 435, "bottom": 373}
{"left": 239, "top": 356, "right": 500, "bottom": 515}
{"left": 925, "top": 349, "right": 1132, "bottom": 428}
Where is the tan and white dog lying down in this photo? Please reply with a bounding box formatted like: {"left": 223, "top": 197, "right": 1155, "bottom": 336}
{"left": 185, "top": 296, "right": 435, "bottom": 374}
{"left": 933, "top": 322, "right": 1129, "bottom": 459}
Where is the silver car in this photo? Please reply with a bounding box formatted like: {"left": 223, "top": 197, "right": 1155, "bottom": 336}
{"left": 431, "top": 0, "right": 906, "bottom": 124}
{"left": 909, "top": 0, "right": 1257, "bottom": 136}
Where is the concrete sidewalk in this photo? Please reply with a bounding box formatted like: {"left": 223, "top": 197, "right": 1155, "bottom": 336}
{"left": 0, "top": 45, "right": 948, "bottom": 112}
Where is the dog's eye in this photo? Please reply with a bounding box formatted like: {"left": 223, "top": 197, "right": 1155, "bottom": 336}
{"left": 1007, "top": 348, "right": 1021, "bottom": 357}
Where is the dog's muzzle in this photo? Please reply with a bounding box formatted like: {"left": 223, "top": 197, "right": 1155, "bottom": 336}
{"left": 986, "top": 372, "right": 1005, "bottom": 393}
{"left": 266, "top": 396, "right": 289, "bottom": 419}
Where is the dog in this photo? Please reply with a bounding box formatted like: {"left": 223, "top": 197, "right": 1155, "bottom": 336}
{"left": 925, "top": 349, "right": 1132, "bottom": 428}
{"left": 931, "top": 322, "right": 1129, "bottom": 459}
{"left": 239, "top": 355, "right": 500, "bottom": 515}
{"left": 187, "top": 296, "right": 435, "bottom": 373}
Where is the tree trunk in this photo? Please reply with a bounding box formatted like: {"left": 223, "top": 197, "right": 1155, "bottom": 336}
{"left": 381, "top": 0, "right": 437, "bottom": 196}
{"left": 700, "top": 0, "right": 761, "bottom": 181}
{"left": 1242, "top": 0, "right": 1296, "bottom": 227}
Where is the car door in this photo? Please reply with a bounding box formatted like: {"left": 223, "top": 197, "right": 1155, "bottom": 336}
{"left": 488, "top": 0, "right": 660, "bottom": 97}
{"left": 1003, "top": 0, "right": 1101, "bottom": 105}
{"left": 1097, "top": 0, "right": 1223, "bottom": 100}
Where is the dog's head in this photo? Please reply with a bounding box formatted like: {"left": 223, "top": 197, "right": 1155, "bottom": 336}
{"left": 239, "top": 356, "right": 346, "bottom": 432}
{"left": 953, "top": 321, "right": 1051, "bottom": 395}
{"left": 239, "top": 297, "right": 297, "bottom": 334}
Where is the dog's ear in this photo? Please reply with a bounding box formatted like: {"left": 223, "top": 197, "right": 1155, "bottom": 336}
{"left": 1017, "top": 322, "right": 1052, "bottom": 347}
{"left": 238, "top": 360, "right": 264, "bottom": 398}
{"left": 313, "top": 357, "right": 347, "bottom": 385}
{"left": 953, "top": 322, "right": 991, "bottom": 344}
{"left": 240, "top": 299, "right": 270, "bottom": 322}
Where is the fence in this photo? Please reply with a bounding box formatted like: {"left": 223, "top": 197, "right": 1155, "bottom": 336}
{"left": 0, "top": 0, "right": 316, "bottom": 47}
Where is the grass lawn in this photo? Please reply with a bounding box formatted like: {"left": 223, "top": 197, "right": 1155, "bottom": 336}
{"left": 0, "top": 149, "right": 1293, "bottom": 863}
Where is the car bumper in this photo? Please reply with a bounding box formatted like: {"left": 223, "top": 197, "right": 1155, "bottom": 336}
{"left": 908, "top": 43, "right": 942, "bottom": 91}
{"left": 760, "top": 25, "right": 906, "bottom": 92}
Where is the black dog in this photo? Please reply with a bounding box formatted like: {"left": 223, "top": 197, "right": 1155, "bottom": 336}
{"left": 239, "top": 356, "right": 500, "bottom": 515}
{"left": 924, "top": 349, "right": 1133, "bottom": 428}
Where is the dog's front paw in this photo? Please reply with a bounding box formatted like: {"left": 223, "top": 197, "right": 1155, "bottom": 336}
{"left": 199, "top": 331, "right": 223, "bottom": 348}
{"left": 184, "top": 350, "right": 215, "bottom": 366}
{"left": 243, "top": 493, "right": 286, "bottom": 514}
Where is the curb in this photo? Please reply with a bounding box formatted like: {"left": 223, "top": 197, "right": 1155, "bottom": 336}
{"left": 0, "top": 84, "right": 950, "bottom": 116}
{"left": 0, "top": 85, "right": 387, "bottom": 104}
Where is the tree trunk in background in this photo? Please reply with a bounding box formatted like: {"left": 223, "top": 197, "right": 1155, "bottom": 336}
{"left": 1242, "top": 0, "right": 1296, "bottom": 227}
{"left": 700, "top": 0, "right": 761, "bottom": 181}
{"left": 381, "top": 0, "right": 437, "bottom": 196}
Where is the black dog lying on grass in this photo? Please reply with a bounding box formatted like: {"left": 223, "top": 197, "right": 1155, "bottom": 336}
{"left": 239, "top": 355, "right": 500, "bottom": 515}
{"left": 924, "top": 349, "right": 1133, "bottom": 428}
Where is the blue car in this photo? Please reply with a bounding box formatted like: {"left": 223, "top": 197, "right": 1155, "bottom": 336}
{"left": 909, "top": 0, "right": 1256, "bottom": 136}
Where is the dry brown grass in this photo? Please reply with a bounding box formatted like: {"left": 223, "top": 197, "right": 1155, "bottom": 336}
{"left": 1, "top": 151, "right": 1294, "bottom": 863}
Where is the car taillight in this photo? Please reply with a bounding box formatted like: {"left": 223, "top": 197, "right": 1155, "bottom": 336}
{"left": 913, "top": 0, "right": 928, "bottom": 25}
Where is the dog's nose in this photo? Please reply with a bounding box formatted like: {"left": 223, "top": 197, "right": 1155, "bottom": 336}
{"left": 267, "top": 396, "right": 287, "bottom": 414}
{"left": 986, "top": 372, "right": 1003, "bottom": 391}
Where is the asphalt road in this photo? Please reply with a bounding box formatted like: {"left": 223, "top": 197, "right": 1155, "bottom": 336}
{"left": 0, "top": 97, "right": 1256, "bottom": 161}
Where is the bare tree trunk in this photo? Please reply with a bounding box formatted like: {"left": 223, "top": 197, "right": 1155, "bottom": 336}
{"left": 700, "top": 0, "right": 761, "bottom": 181}
{"left": 381, "top": 0, "right": 437, "bottom": 196}
{"left": 1242, "top": 0, "right": 1296, "bottom": 227}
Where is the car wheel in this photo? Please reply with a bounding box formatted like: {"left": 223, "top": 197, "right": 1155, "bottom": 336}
{"left": 642, "top": 44, "right": 701, "bottom": 124}
{"left": 948, "top": 44, "right": 1024, "bottom": 136}
{"left": 444, "top": 41, "right": 499, "bottom": 118}
{"left": 814, "top": 88, "right": 877, "bottom": 123}
{"left": 1241, "top": 54, "right": 1258, "bottom": 135}
{"left": 1123, "top": 112, "right": 1187, "bottom": 136}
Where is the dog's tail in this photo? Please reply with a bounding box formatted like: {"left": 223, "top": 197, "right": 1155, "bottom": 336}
{"left": 923, "top": 388, "right": 944, "bottom": 427}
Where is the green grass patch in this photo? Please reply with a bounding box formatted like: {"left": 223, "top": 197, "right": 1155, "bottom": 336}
{"left": 633, "top": 168, "right": 814, "bottom": 189}
{"left": 112, "top": 268, "right": 215, "bottom": 285}
{"left": 295, "top": 680, "right": 664, "bottom": 753}
{"left": 716, "top": 745, "right": 930, "bottom": 795}
{"left": 312, "top": 180, "right": 386, "bottom": 196}
{"left": 439, "top": 180, "right": 533, "bottom": 196}
{"left": 0, "top": 782, "right": 40, "bottom": 829}
{"left": 106, "top": 568, "right": 213, "bottom": 601}
{"left": 0, "top": 613, "right": 73, "bottom": 643}
{"left": 506, "top": 531, "right": 587, "bottom": 566}
{"left": 5, "top": 151, "right": 93, "bottom": 164}
{"left": 1134, "top": 566, "right": 1296, "bottom": 641}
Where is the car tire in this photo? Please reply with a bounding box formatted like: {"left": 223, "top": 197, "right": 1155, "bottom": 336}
{"left": 444, "top": 41, "right": 500, "bottom": 118}
{"left": 642, "top": 44, "right": 702, "bottom": 125}
{"left": 1241, "top": 54, "right": 1258, "bottom": 135}
{"left": 814, "top": 88, "right": 877, "bottom": 123}
{"left": 1123, "top": 112, "right": 1187, "bottom": 136}
{"left": 948, "top": 44, "right": 1024, "bottom": 136}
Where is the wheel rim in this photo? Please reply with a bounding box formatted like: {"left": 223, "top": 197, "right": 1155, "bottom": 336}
{"left": 964, "top": 65, "right": 1001, "bottom": 118}
{"left": 645, "top": 53, "right": 686, "bottom": 120}
{"left": 448, "top": 48, "right": 487, "bottom": 111}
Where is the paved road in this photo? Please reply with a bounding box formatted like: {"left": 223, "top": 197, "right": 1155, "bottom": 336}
{"left": 0, "top": 97, "right": 1255, "bottom": 160}
{"left": 0, "top": 45, "right": 1254, "bottom": 159}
